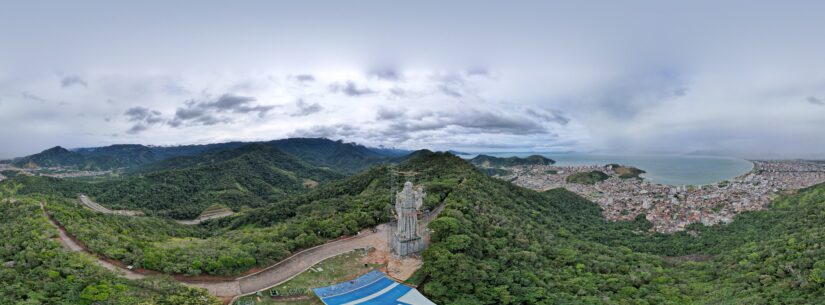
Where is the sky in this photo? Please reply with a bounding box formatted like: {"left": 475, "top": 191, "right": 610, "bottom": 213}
{"left": 1, "top": 1, "right": 825, "bottom": 159}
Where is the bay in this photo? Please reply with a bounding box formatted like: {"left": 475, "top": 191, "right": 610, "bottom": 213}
{"left": 463, "top": 152, "right": 754, "bottom": 186}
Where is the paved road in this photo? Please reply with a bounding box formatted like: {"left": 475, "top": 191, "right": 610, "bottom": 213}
{"left": 41, "top": 201, "right": 445, "bottom": 298}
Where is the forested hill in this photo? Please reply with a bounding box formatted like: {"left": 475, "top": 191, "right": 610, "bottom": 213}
{"left": 87, "top": 143, "right": 345, "bottom": 219}
{"left": 6, "top": 149, "right": 825, "bottom": 303}
{"left": 11, "top": 142, "right": 247, "bottom": 170}
{"left": 469, "top": 154, "right": 555, "bottom": 167}
{"left": 8, "top": 138, "right": 402, "bottom": 173}
{"left": 266, "top": 138, "right": 399, "bottom": 174}
{"left": 11, "top": 146, "right": 92, "bottom": 169}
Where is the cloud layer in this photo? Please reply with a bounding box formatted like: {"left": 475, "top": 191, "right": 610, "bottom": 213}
{"left": 1, "top": 1, "right": 825, "bottom": 159}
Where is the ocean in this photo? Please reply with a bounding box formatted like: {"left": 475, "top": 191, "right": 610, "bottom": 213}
{"left": 463, "top": 153, "right": 754, "bottom": 186}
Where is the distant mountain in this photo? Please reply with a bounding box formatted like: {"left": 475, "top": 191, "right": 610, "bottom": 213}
{"left": 88, "top": 143, "right": 345, "bottom": 219}
{"left": 75, "top": 142, "right": 248, "bottom": 169}
{"left": 12, "top": 138, "right": 402, "bottom": 173}
{"left": 12, "top": 146, "right": 94, "bottom": 169}
{"left": 367, "top": 146, "right": 411, "bottom": 157}
{"left": 266, "top": 138, "right": 399, "bottom": 174}
{"left": 13, "top": 142, "right": 248, "bottom": 170}
{"left": 447, "top": 150, "right": 472, "bottom": 156}
{"left": 469, "top": 154, "right": 555, "bottom": 168}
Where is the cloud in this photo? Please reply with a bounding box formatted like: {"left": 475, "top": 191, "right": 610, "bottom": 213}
{"left": 291, "top": 99, "right": 323, "bottom": 116}
{"left": 127, "top": 124, "right": 148, "bottom": 134}
{"left": 403, "top": 109, "right": 547, "bottom": 134}
{"left": 168, "top": 93, "right": 274, "bottom": 127}
{"left": 123, "top": 106, "right": 164, "bottom": 134}
{"left": 292, "top": 74, "right": 316, "bottom": 83}
{"left": 290, "top": 123, "right": 361, "bottom": 139}
{"left": 60, "top": 75, "right": 88, "bottom": 88}
{"left": 368, "top": 68, "right": 401, "bottom": 81}
{"left": 807, "top": 96, "right": 824, "bottom": 106}
{"left": 21, "top": 91, "right": 47, "bottom": 103}
{"left": 526, "top": 108, "right": 570, "bottom": 125}
{"left": 434, "top": 73, "right": 468, "bottom": 98}
{"left": 376, "top": 107, "right": 406, "bottom": 120}
{"left": 329, "top": 81, "right": 376, "bottom": 96}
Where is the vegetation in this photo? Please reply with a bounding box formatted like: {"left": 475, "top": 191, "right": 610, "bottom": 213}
{"left": 478, "top": 168, "right": 511, "bottom": 176}
{"left": 470, "top": 154, "right": 555, "bottom": 168}
{"left": 565, "top": 170, "right": 609, "bottom": 184}
{"left": 0, "top": 197, "right": 219, "bottom": 305}
{"left": 5, "top": 147, "right": 825, "bottom": 304}
{"left": 266, "top": 138, "right": 399, "bottom": 174}
{"left": 23, "top": 152, "right": 452, "bottom": 276}
{"left": 88, "top": 144, "right": 345, "bottom": 219}
{"left": 9, "top": 138, "right": 404, "bottom": 173}
{"left": 608, "top": 164, "right": 646, "bottom": 179}
{"left": 234, "top": 249, "right": 381, "bottom": 305}
{"left": 11, "top": 142, "right": 248, "bottom": 171}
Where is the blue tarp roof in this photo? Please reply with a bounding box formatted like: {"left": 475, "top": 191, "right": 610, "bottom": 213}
{"left": 312, "top": 270, "right": 435, "bottom": 305}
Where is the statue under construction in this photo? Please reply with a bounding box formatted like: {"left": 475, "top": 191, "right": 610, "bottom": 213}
{"left": 391, "top": 181, "right": 426, "bottom": 256}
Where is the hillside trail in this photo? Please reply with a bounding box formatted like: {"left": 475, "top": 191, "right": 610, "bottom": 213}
{"left": 38, "top": 200, "right": 446, "bottom": 300}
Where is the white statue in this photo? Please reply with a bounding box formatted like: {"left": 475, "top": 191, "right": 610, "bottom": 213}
{"left": 395, "top": 181, "right": 425, "bottom": 240}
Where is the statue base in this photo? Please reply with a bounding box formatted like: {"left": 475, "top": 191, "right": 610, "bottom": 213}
{"left": 391, "top": 234, "right": 425, "bottom": 257}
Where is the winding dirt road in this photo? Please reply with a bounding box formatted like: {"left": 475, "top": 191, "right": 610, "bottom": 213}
{"left": 40, "top": 201, "right": 444, "bottom": 299}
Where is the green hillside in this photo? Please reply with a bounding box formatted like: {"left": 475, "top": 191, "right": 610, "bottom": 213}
{"left": 267, "top": 138, "right": 396, "bottom": 174}
{"left": 566, "top": 170, "right": 610, "bottom": 184}
{"left": 87, "top": 143, "right": 345, "bottom": 219}
{"left": 11, "top": 146, "right": 92, "bottom": 169}
{"left": 4, "top": 151, "right": 825, "bottom": 304}
{"left": 0, "top": 197, "right": 219, "bottom": 305}
{"left": 470, "top": 154, "right": 555, "bottom": 168}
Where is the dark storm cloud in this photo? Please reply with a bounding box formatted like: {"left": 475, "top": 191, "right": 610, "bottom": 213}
{"left": 123, "top": 106, "right": 164, "bottom": 134}
{"left": 291, "top": 99, "right": 323, "bottom": 116}
{"left": 807, "top": 96, "right": 824, "bottom": 106}
{"left": 168, "top": 93, "right": 273, "bottom": 127}
{"left": 127, "top": 124, "right": 148, "bottom": 134}
{"left": 60, "top": 75, "right": 87, "bottom": 88}
{"left": 328, "top": 81, "right": 376, "bottom": 96}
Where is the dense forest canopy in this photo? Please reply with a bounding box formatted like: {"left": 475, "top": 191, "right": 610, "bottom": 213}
{"left": 4, "top": 138, "right": 401, "bottom": 174}
{"left": 0, "top": 197, "right": 220, "bottom": 305}
{"left": 3, "top": 148, "right": 825, "bottom": 304}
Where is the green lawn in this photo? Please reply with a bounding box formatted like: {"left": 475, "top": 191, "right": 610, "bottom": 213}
{"left": 235, "top": 249, "right": 385, "bottom": 305}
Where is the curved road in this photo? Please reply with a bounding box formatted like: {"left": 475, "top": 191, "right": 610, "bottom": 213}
{"left": 40, "top": 201, "right": 444, "bottom": 298}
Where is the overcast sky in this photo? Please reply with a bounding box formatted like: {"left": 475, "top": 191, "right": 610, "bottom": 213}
{"left": 2, "top": 1, "right": 825, "bottom": 159}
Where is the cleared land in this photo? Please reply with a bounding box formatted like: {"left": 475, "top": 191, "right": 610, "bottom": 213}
{"left": 79, "top": 194, "right": 144, "bottom": 216}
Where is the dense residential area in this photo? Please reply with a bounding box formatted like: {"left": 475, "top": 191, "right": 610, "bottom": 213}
{"left": 497, "top": 160, "right": 825, "bottom": 233}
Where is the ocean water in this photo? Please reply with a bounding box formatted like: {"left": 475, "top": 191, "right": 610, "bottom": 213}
{"left": 465, "top": 152, "right": 754, "bottom": 186}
